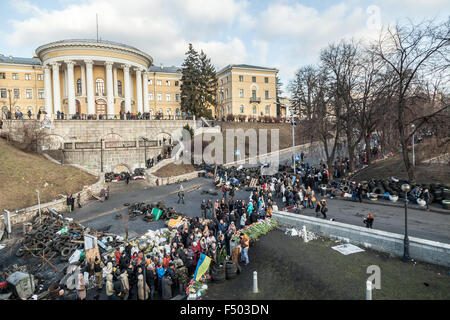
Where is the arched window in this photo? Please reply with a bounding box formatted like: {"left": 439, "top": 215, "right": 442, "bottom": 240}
{"left": 240, "top": 105, "right": 244, "bottom": 113}
{"left": 175, "top": 108, "right": 180, "bottom": 116}
{"left": 252, "top": 106, "right": 257, "bottom": 114}
{"left": 76, "top": 79, "right": 82, "bottom": 95}
{"left": 15, "top": 106, "right": 21, "bottom": 112}
{"left": 117, "top": 80, "right": 123, "bottom": 96}
{"left": 95, "top": 78, "right": 105, "bottom": 96}
{"left": 167, "top": 109, "right": 171, "bottom": 116}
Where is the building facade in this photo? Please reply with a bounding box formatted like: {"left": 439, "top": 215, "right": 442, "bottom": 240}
{"left": 216, "top": 64, "right": 278, "bottom": 119}
{"left": 0, "top": 39, "right": 277, "bottom": 119}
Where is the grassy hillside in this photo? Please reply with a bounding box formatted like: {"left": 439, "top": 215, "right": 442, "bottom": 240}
{"left": 0, "top": 138, "right": 98, "bottom": 211}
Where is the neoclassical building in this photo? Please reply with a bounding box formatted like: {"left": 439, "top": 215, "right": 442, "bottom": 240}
{"left": 0, "top": 39, "right": 278, "bottom": 119}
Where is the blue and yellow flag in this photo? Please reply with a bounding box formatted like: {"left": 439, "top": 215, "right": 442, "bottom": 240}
{"left": 194, "top": 253, "right": 211, "bottom": 281}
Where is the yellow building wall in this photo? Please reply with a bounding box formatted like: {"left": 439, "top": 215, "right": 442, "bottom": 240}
{"left": 0, "top": 64, "right": 45, "bottom": 115}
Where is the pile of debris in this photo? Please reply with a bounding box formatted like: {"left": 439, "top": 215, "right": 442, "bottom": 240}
{"left": 104, "top": 168, "right": 146, "bottom": 182}
{"left": 118, "top": 200, "right": 186, "bottom": 222}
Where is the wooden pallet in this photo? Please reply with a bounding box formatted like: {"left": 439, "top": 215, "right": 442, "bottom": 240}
{"left": 249, "top": 178, "right": 258, "bottom": 188}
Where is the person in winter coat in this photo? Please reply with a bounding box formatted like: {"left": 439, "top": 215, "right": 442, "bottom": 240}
{"left": 423, "top": 189, "right": 431, "bottom": 211}
{"left": 364, "top": 213, "right": 374, "bottom": 229}
{"left": 106, "top": 274, "right": 115, "bottom": 300}
{"left": 240, "top": 234, "right": 250, "bottom": 265}
{"left": 76, "top": 271, "right": 86, "bottom": 300}
{"left": 162, "top": 273, "right": 173, "bottom": 299}
{"left": 320, "top": 199, "right": 328, "bottom": 219}
{"left": 201, "top": 199, "right": 207, "bottom": 220}
{"left": 175, "top": 261, "right": 188, "bottom": 295}
{"left": 145, "top": 265, "right": 156, "bottom": 300}
{"left": 93, "top": 257, "right": 105, "bottom": 290}
{"left": 120, "top": 269, "right": 130, "bottom": 300}
{"left": 137, "top": 274, "right": 150, "bottom": 300}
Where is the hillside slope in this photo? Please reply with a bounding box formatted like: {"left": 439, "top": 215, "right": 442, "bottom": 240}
{"left": 0, "top": 139, "right": 98, "bottom": 211}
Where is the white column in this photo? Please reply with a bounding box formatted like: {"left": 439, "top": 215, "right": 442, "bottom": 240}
{"left": 51, "top": 62, "right": 61, "bottom": 114}
{"left": 85, "top": 60, "right": 95, "bottom": 114}
{"left": 66, "top": 60, "right": 76, "bottom": 116}
{"left": 63, "top": 68, "right": 67, "bottom": 98}
{"left": 113, "top": 67, "right": 118, "bottom": 97}
{"left": 81, "top": 64, "right": 86, "bottom": 96}
{"left": 122, "top": 64, "right": 131, "bottom": 113}
{"left": 143, "top": 71, "right": 149, "bottom": 112}
{"left": 135, "top": 67, "right": 143, "bottom": 113}
{"left": 43, "top": 65, "right": 53, "bottom": 115}
{"left": 105, "top": 61, "right": 115, "bottom": 117}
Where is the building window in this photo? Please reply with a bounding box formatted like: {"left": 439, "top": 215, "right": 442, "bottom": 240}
{"left": 26, "top": 89, "right": 33, "bottom": 99}
{"left": 38, "top": 89, "right": 44, "bottom": 99}
{"left": 239, "top": 89, "right": 244, "bottom": 98}
{"left": 265, "top": 105, "right": 270, "bottom": 114}
{"left": 240, "top": 105, "right": 244, "bottom": 113}
{"left": 15, "top": 106, "right": 21, "bottom": 112}
{"left": 225, "top": 89, "right": 228, "bottom": 99}
{"left": 166, "top": 80, "right": 170, "bottom": 86}
{"left": 157, "top": 80, "right": 162, "bottom": 86}
{"left": 157, "top": 93, "right": 162, "bottom": 101}
{"left": 226, "top": 76, "right": 229, "bottom": 83}
{"left": 175, "top": 81, "right": 179, "bottom": 86}
{"left": 239, "top": 75, "right": 243, "bottom": 82}
{"left": 167, "top": 109, "right": 171, "bottom": 116}
{"left": 37, "top": 74, "right": 43, "bottom": 81}
{"left": 265, "top": 77, "right": 268, "bottom": 83}
{"left": 175, "top": 93, "right": 180, "bottom": 102}
{"left": 149, "top": 79, "right": 153, "bottom": 85}
{"left": 12, "top": 73, "right": 19, "bottom": 80}
{"left": 252, "top": 90, "right": 256, "bottom": 99}
{"left": 117, "top": 80, "right": 123, "bottom": 96}
{"left": 221, "top": 79, "right": 223, "bottom": 85}
{"left": 252, "top": 105, "right": 257, "bottom": 114}
{"left": 0, "top": 73, "right": 6, "bottom": 79}
{"left": 76, "top": 79, "right": 82, "bottom": 95}
{"left": 14, "top": 89, "right": 20, "bottom": 99}
{"left": 166, "top": 93, "right": 171, "bottom": 101}
{"left": 265, "top": 90, "right": 269, "bottom": 99}
{"left": 0, "top": 89, "right": 6, "bottom": 98}
{"left": 227, "top": 105, "right": 231, "bottom": 114}
{"left": 25, "top": 74, "right": 31, "bottom": 81}
{"left": 95, "top": 78, "right": 105, "bottom": 95}
{"left": 149, "top": 93, "right": 154, "bottom": 101}
{"left": 252, "top": 76, "right": 256, "bottom": 82}
{"left": 176, "top": 108, "right": 180, "bottom": 116}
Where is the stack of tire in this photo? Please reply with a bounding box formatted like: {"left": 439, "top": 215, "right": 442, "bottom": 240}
{"left": 225, "top": 261, "right": 239, "bottom": 280}
{"left": 210, "top": 263, "right": 225, "bottom": 282}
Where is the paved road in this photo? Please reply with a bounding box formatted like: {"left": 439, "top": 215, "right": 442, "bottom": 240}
{"left": 66, "top": 177, "right": 450, "bottom": 244}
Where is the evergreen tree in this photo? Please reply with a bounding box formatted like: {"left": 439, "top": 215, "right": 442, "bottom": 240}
{"left": 180, "top": 44, "right": 217, "bottom": 118}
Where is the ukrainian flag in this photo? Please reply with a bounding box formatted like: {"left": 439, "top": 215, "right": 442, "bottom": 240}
{"left": 194, "top": 253, "right": 211, "bottom": 281}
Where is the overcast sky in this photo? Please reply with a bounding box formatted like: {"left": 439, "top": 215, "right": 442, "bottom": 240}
{"left": 0, "top": 0, "right": 448, "bottom": 93}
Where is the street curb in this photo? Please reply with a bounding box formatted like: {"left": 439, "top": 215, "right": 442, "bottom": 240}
{"left": 337, "top": 196, "right": 450, "bottom": 214}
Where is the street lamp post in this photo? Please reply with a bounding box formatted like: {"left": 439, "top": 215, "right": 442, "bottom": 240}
{"left": 290, "top": 107, "right": 296, "bottom": 175}
{"left": 36, "top": 190, "right": 41, "bottom": 222}
{"left": 401, "top": 183, "right": 411, "bottom": 262}
{"left": 142, "top": 137, "right": 148, "bottom": 168}
{"left": 100, "top": 138, "right": 104, "bottom": 172}
{"left": 411, "top": 124, "right": 415, "bottom": 167}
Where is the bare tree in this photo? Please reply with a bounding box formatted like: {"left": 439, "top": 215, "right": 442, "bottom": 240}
{"left": 371, "top": 18, "right": 450, "bottom": 182}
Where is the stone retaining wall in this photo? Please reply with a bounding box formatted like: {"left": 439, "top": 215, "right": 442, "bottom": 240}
{"left": 273, "top": 211, "right": 450, "bottom": 267}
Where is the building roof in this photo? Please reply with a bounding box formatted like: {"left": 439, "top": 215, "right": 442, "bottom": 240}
{"left": 37, "top": 39, "right": 143, "bottom": 54}
{"left": 0, "top": 54, "right": 41, "bottom": 66}
{"left": 149, "top": 65, "right": 181, "bottom": 74}
{"left": 218, "top": 64, "right": 278, "bottom": 74}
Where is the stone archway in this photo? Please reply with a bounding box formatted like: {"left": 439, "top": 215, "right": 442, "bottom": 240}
{"left": 156, "top": 132, "right": 172, "bottom": 146}
{"left": 41, "top": 134, "right": 65, "bottom": 150}
{"left": 112, "top": 163, "right": 131, "bottom": 174}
